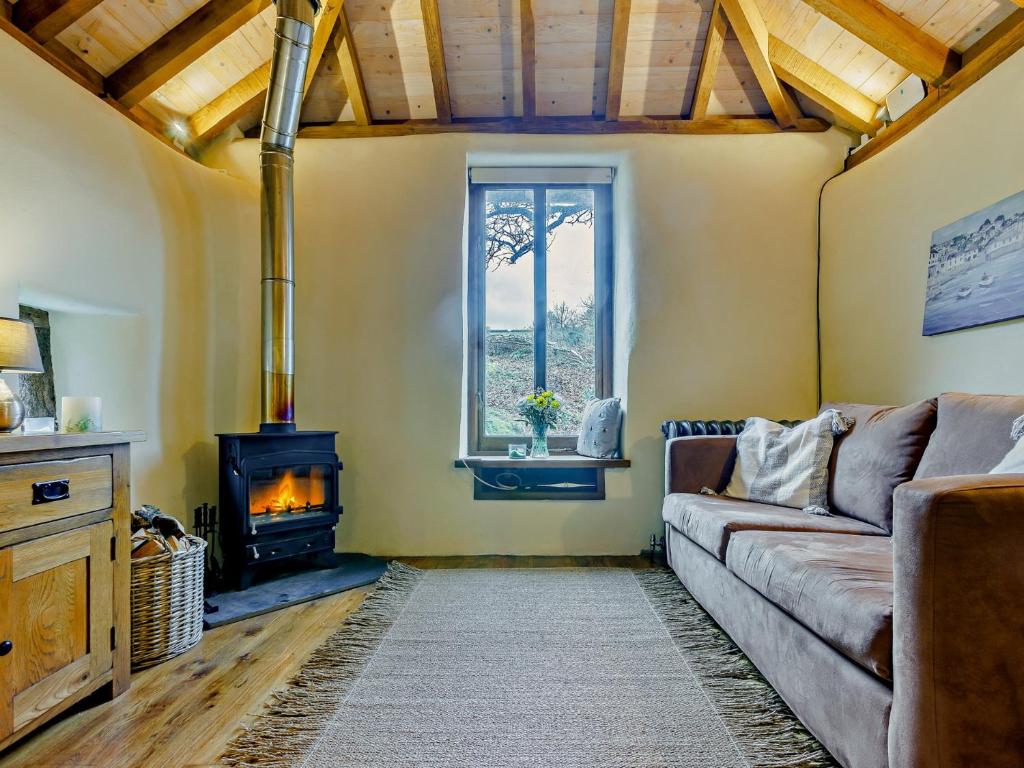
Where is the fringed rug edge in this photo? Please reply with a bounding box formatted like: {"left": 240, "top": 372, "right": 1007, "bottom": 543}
{"left": 633, "top": 568, "right": 839, "bottom": 768}
{"left": 219, "top": 561, "right": 423, "bottom": 768}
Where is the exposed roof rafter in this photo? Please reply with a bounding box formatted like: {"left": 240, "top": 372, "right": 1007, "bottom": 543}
{"left": 690, "top": 0, "right": 727, "bottom": 120}
{"left": 799, "top": 0, "right": 960, "bottom": 85}
{"left": 420, "top": 0, "right": 452, "bottom": 123}
{"left": 188, "top": 0, "right": 341, "bottom": 144}
{"left": 605, "top": 0, "right": 631, "bottom": 121}
{"left": 847, "top": 8, "right": 1024, "bottom": 168}
{"left": 520, "top": 0, "right": 536, "bottom": 119}
{"left": 769, "top": 35, "right": 881, "bottom": 134}
{"left": 189, "top": 61, "right": 270, "bottom": 143}
{"left": 302, "top": 0, "right": 343, "bottom": 96}
{"left": 720, "top": 0, "right": 803, "bottom": 128}
{"left": 332, "top": 6, "right": 370, "bottom": 126}
{"left": 107, "top": 0, "right": 271, "bottom": 108}
{"left": 13, "top": 0, "right": 103, "bottom": 44}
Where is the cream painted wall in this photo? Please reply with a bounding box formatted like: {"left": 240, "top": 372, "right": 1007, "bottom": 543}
{"left": 821, "top": 48, "right": 1024, "bottom": 405}
{"left": 209, "top": 129, "right": 849, "bottom": 555}
{"left": 0, "top": 33, "right": 257, "bottom": 514}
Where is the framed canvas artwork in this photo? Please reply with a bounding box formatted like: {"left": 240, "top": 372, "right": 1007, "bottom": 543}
{"left": 924, "top": 189, "right": 1024, "bottom": 336}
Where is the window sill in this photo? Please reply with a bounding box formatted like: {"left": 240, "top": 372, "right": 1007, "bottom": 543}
{"left": 454, "top": 455, "right": 630, "bottom": 470}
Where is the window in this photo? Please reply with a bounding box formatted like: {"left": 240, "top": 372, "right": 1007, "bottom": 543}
{"left": 466, "top": 170, "right": 613, "bottom": 454}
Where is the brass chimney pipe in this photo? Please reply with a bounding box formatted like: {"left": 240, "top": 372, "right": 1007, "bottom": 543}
{"left": 259, "top": 0, "right": 320, "bottom": 430}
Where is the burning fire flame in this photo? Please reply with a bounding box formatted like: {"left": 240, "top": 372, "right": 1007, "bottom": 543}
{"left": 250, "top": 468, "right": 326, "bottom": 515}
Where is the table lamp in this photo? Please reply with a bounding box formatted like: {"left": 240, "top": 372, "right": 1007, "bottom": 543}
{"left": 0, "top": 318, "right": 44, "bottom": 432}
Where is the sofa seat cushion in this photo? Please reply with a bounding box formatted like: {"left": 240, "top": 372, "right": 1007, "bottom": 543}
{"left": 662, "top": 493, "right": 887, "bottom": 562}
{"left": 726, "top": 531, "right": 894, "bottom": 680}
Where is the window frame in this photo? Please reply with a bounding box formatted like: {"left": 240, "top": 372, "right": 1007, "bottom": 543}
{"left": 466, "top": 180, "right": 613, "bottom": 455}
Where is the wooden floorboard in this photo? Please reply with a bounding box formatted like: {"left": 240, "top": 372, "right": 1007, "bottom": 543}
{"left": 0, "top": 557, "right": 652, "bottom": 767}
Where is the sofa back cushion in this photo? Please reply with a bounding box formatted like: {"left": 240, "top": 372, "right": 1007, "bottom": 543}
{"left": 821, "top": 399, "right": 937, "bottom": 532}
{"left": 915, "top": 393, "right": 1024, "bottom": 479}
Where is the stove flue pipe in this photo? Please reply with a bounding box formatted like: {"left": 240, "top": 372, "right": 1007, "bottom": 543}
{"left": 260, "top": 0, "right": 320, "bottom": 431}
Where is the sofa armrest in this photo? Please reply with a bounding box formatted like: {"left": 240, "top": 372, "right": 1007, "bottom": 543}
{"left": 890, "top": 475, "right": 1024, "bottom": 768}
{"left": 664, "top": 436, "right": 736, "bottom": 495}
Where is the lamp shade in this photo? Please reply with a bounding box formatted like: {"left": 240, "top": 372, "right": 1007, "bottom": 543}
{"left": 0, "top": 318, "right": 43, "bottom": 373}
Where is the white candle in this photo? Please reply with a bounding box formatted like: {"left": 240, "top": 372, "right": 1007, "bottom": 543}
{"left": 61, "top": 396, "right": 102, "bottom": 433}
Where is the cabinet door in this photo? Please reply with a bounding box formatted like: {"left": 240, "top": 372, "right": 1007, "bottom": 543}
{"left": 0, "top": 521, "right": 114, "bottom": 740}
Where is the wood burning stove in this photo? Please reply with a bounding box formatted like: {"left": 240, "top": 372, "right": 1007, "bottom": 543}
{"left": 216, "top": 0, "right": 340, "bottom": 591}
{"left": 217, "top": 430, "right": 341, "bottom": 590}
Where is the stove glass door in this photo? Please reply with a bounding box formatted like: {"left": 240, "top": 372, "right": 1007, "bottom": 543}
{"left": 248, "top": 463, "right": 332, "bottom": 527}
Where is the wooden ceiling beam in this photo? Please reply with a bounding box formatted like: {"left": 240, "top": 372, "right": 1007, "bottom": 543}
{"left": 107, "top": 0, "right": 271, "bottom": 108}
{"left": 605, "top": 0, "right": 631, "bottom": 121}
{"left": 189, "top": 61, "right": 270, "bottom": 142}
{"left": 189, "top": 0, "right": 341, "bottom": 144}
{"left": 720, "top": 0, "right": 802, "bottom": 128}
{"left": 420, "top": 0, "right": 452, "bottom": 122}
{"left": 298, "top": 116, "right": 830, "bottom": 138}
{"left": 769, "top": 35, "right": 880, "bottom": 134}
{"left": 799, "top": 0, "right": 959, "bottom": 85}
{"left": 332, "top": 6, "right": 370, "bottom": 125}
{"left": 690, "top": 0, "right": 726, "bottom": 120}
{"left": 13, "top": 0, "right": 103, "bottom": 44}
{"left": 846, "top": 9, "right": 1024, "bottom": 169}
{"left": 520, "top": 0, "right": 536, "bottom": 119}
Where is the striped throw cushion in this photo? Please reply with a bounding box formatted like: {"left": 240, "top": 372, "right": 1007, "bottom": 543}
{"left": 723, "top": 410, "right": 853, "bottom": 515}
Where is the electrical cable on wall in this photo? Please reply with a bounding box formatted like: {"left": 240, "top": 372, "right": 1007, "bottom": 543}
{"left": 816, "top": 168, "right": 846, "bottom": 410}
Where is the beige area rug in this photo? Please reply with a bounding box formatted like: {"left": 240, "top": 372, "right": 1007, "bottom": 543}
{"left": 223, "top": 564, "right": 837, "bottom": 768}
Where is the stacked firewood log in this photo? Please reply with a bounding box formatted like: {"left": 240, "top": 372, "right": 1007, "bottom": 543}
{"left": 131, "top": 504, "right": 192, "bottom": 558}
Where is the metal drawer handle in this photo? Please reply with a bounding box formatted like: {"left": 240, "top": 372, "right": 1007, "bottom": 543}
{"left": 32, "top": 479, "right": 70, "bottom": 505}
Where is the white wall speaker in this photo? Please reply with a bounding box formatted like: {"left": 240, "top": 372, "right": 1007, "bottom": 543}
{"left": 885, "top": 75, "right": 927, "bottom": 121}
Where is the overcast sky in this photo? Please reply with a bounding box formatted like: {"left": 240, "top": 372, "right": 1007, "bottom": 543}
{"left": 486, "top": 222, "right": 595, "bottom": 329}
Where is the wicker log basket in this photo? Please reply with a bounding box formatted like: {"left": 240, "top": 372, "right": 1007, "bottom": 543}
{"left": 130, "top": 535, "right": 207, "bottom": 670}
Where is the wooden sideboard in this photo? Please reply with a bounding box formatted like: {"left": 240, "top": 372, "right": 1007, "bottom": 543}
{"left": 0, "top": 431, "right": 144, "bottom": 752}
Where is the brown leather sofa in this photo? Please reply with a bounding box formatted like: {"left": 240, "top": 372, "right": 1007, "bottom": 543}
{"left": 662, "top": 392, "right": 1024, "bottom": 768}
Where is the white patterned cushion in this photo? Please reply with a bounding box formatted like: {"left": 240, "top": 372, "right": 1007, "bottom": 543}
{"left": 576, "top": 398, "right": 622, "bottom": 458}
{"left": 724, "top": 410, "right": 853, "bottom": 515}
{"left": 990, "top": 415, "right": 1024, "bottom": 473}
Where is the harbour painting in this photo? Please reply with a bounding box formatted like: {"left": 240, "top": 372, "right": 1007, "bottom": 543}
{"left": 924, "top": 189, "right": 1024, "bottom": 336}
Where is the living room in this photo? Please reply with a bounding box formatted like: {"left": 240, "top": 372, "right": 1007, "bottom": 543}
{"left": 0, "top": 0, "right": 1021, "bottom": 765}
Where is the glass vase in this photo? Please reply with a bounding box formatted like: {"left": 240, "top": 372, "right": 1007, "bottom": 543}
{"left": 531, "top": 424, "right": 549, "bottom": 458}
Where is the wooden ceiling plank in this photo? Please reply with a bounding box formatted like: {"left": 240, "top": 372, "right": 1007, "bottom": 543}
{"left": 520, "top": 0, "right": 536, "bottom": 119}
{"left": 604, "top": 0, "right": 631, "bottom": 120}
{"left": 303, "top": 0, "right": 343, "bottom": 98}
{"left": 334, "top": 6, "right": 371, "bottom": 125}
{"left": 847, "top": 8, "right": 1024, "bottom": 168}
{"left": 799, "top": 0, "right": 961, "bottom": 84}
{"left": 720, "top": 0, "right": 803, "bottom": 127}
{"left": 769, "top": 34, "right": 880, "bottom": 133}
{"left": 690, "top": 0, "right": 726, "bottom": 119}
{"left": 13, "top": 0, "right": 103, "bottom": 44}
{"left": 189, "top": 61, "right": 271, "bottom": 142}
{"left": 298, "top": 115, "right": 831, "bottom": 137}
{"left": 189, "top": 1, "right": 340, "bottom": 144}
{"left": 107, "top": 0, "right": 272, "bottom": 108}
{"left": 420, "top": 0, "right": 452, "bottom": 122}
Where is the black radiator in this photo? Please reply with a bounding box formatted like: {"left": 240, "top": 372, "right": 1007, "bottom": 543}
{"left": 660, "top": 418, "right": 802, "bottom": 440}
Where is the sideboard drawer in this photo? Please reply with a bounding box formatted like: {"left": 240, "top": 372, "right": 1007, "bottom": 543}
{"left": 0, "top": 457, "right": 113, "bottom": 533}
